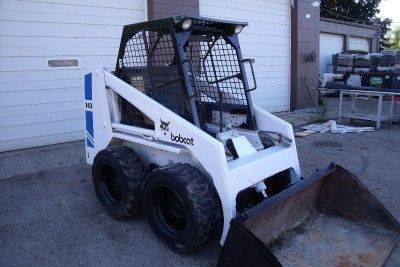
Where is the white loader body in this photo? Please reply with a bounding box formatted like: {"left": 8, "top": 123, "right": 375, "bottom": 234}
{"left": 85, "top": 68, "right": 300, "bottom": 244}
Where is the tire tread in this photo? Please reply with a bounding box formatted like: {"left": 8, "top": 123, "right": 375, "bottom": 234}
{"left": 154, "top": 163, "right": 222, "bottom": 251}
{"left": 93, "top": 146, "right": 146, "bottom": 218}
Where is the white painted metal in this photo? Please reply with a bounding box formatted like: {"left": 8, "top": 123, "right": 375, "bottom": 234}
{"left": 254, "top": 180, "right": 268, "bottom": 198}
{"left": 319, "top": 33, "right": 344, "bottom": 73}
{"left": 86, "top": 68, "right": 301, "bottom": 244}
{"left": 112, "top": 123, "right": 155, "bottom": 138}
{"left": 349, "top": 37, "right": 369, "bottom": 52}
{"left": 230, "top": 136, "right": 257, "bottom": 157}
{"left": 199, "top": 0, "right": 291, "bottom": 112}
{"left": 0, "top": 0, "right": 146, "bottom": 151}
{"left": 113, "top": 132, "right": 186, "bottom": 154}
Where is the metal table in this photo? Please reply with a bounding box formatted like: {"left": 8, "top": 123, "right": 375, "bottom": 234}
{"left": 319, "top": 88, "right": 400, "bottom": 129}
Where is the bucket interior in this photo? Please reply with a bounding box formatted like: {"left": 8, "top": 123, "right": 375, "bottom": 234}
{"left": 219, "top": 165, "right": 400, "bottom": 267}
{"left": 270, "top": 212, "right": 397, "bottom": 266}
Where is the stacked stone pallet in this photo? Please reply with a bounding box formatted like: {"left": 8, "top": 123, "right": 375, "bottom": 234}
{"left": 353, "top": 54, "right": 370, "bottom": 74}
{"left": 332, "top": 53, "right": 353, "bottom": 74}
{"left": 331, "top": 50, "right": 400, "bottom": 75}
{"left": 369, "top": 53, "right": 381, "bottom": 72}
{"left": 378, "top": 50, "right": 400, "bottom": 74}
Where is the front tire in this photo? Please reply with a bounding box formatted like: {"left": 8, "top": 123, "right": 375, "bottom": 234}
{"left": 92, "top": 146, "right": 146, "bottom": 219}
{"left": 142, "top": 163, "right": 222, "bottom": 252}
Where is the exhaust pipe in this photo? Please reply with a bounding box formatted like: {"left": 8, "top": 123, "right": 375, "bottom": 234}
{"left": 219, "top": 164, "right": 400, "bottom": 266}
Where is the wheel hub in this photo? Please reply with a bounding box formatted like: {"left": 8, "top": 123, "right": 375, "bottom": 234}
{"left": 156, "top": 187, "right": 187, "bottom": 233}
{"left": 101, "top": 164, "right": 122, "bottom": 205}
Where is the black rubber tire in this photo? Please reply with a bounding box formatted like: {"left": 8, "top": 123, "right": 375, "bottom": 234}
{"left": 142, "top": 163, "right": 222, "bottom": 252}
{"left": 92, "top": 146, "right": 146, "bottom": 219}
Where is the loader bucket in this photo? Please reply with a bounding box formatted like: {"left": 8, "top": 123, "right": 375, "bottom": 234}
{"left": 219, "top": 164, "right": 400, "bottom": 267}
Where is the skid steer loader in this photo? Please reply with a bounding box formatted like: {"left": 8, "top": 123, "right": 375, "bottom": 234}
{"left": 84, "top": 16, "right": 400, "bottom": 266}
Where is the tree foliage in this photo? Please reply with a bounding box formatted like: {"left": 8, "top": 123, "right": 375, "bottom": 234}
{"left": 390, "top": 26, "right": 400, "bottom": 49}
{"left": 320, "top": 0, "right": 392, "bottom": 50}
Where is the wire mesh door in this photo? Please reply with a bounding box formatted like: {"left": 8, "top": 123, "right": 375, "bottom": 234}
{"left": 116, "top": 25, "right": 253, "bottom": 130}
{"left": 119, "top": 29, "right": 190, "bottom": 128}
{"left": 185, "top": 34, "right": 251, "bottom": 128}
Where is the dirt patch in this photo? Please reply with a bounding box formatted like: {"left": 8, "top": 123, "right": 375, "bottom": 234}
{"left": 336, "top": 255, "right": 353, "bottom": 267}
{"left": 271, "top": 213, "right": 398, "bottom": 267}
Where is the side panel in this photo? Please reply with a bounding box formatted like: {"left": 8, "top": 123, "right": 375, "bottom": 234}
{"left": 85, "top": 71, "right": 113, "bottom": 164}
{"left": 253, "top": 105, "right": 300, "bottom": 178}
{"left": 84, "top": 74, "right": 94, "bottom": 148}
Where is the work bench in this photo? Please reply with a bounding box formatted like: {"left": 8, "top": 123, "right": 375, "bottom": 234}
{"left": 319, "top": 88, "right": 400, "bottom": 129}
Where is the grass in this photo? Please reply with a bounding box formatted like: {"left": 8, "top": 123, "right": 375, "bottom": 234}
{"left": 307, "top": 105, "right": 328, "bottom": 123}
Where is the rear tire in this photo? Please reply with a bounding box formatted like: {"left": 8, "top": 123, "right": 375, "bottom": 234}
{"left": 142, "top": 163, "right": 222, "bottom": 252}
{"left": 92, "top": 146, "right": 146, "bottom": 219}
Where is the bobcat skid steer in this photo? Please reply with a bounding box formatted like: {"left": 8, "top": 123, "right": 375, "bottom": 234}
{"left": 84, "top": 16, "right": 400, "bottom": 266}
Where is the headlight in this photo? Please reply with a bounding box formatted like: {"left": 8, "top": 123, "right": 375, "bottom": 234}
{"left": 234, "top": 25, "right": 243, "bottom": 34}
{"left": 182, "top": 18, "right": 192, "bottom": 30}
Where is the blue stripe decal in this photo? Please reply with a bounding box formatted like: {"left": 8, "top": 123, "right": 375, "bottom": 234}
{"left": 85, "top": 110, "right": 94, "bottom": 148}
{"left": 84, "top": 73, "right": 92, "bottom": 100}
{"left": 86, "top": 138, "right": 94, "bottom": 148}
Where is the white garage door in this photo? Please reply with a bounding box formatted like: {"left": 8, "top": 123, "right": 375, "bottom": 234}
{"left": 319, "top": 33, "right": 344, "bottom": 73}
{"left": 349, "top": 37, "right": 369, "bottom": 52}
{"left": 200, "top": 0, "right": 291, "bottom": 112}
{"left": 0, "top": 0, "right": 146, "bottom": 151}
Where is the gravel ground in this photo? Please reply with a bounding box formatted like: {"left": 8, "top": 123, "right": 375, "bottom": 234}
{"left": 0, "top": 124, "right": 399, "bottom": 266}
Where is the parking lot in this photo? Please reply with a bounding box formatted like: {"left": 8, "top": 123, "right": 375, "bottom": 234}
{"left": 1, "top": 123, "right": 400, "bottom": 266}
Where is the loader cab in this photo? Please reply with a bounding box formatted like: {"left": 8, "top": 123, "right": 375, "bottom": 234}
{"left": 115, "top": 16, "right": 257, "bottom": 134}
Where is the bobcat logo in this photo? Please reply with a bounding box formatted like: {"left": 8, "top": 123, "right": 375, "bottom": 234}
{"left": 160, "top": 119, "right": 170, "bottom": 135}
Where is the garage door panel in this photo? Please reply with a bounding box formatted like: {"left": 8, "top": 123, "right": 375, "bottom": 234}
{"left": 201, "top": 0, "right": 289, "bottom": 17}
{"left": 0, "top": 131, "right": 83, "bottom": 152}
{"left": 200, "top": 6, "right": 289, "bottom": 26}
{"left": 0, "top": 46, "right": 118, "bottom": 57}
{"left": 0, "top": 55, "right": 116, "bottom": 71}
{"left": 0, "top": 21, "right": 123, "bottom": 38}
{"left": 247, "top": 57, "right": 290, "bottom": 66}
{"left": 0, "top": 109, "right": 82, "bottom": 127}
{"left": 253, "top": 97, "right": 288, "bottom": 112}
{"left": 241, "top": 26, "right": 290, "bottom": 36}
{"left": 240, "top": 33, "right": 290, "bottom": 46}
{"left": 1, "top": 88, "right": 82, "bottom": 106}
{"left": 202, "top": 0, "right": 289, "bottom": 13}
{"left": 11, "top": 0, "right": 145, "bottom": 10}
{"left": 243, "top": 49, "right": 290, "bottom": 58}
{"left": 0, "top": 0, "right": 145, "bottom": 151}
{"left": 0, "top": 118, "right": 83, "bottom": 141}
{"left": 0, "top": 10, "right": 143, "bottom": 26}
{"left": 201, "top": 10, "right": 289, "bottom": 24}
{"left": 349, "top": 37, "right": 369, "bottom": 52}
{"left": 253, "top": 77, "right": 290, "bottom": 88}
{"left": 200, "top": 0, "right": 290, "bottom": 112}
{"left": 319, "top": 33, "right": 344, "bottom": 73}
{"left": 0, "top": 78, "right": 82, "bottom": 92}
{"left": 0, "top": 69, "right": 86, "bottom": 83}
{"left": 200, "top": 11, "right": 289, "bottom": 27}
{"left": 1, "top": 0, "right": 143, "bottom": 18}
{"left": 0, "top": 101, "right": 81, "bottom": 118}
{"left": 0, "top": 36, "right": 119, "bottom": 48}
{"left": 252, "top": 89, "right": 289, "bottom": 100}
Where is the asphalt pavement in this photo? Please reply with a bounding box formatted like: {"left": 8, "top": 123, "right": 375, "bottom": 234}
{"left": 1, "top": 123, "right": 399, "bottom": 266}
